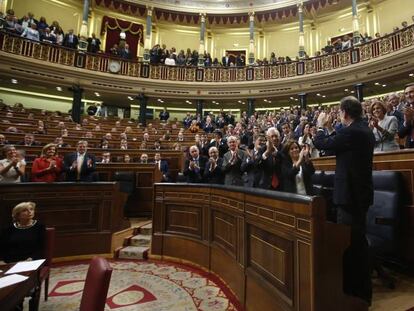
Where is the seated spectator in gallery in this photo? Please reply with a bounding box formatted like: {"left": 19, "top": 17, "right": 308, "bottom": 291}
{"left": 84, "top": 131, "right": 94, "bottom": 139}
{"left": 63, "top": 29, "right": 79, "bottom": 49}
{"left": 0, "top": 134, "right": 9, "bottom": 145}
{"left": 143, "top": 132, "right": 150, "bottom": 142}
{"left": 41, "top": 27, "right": 56, "bottom": 43}
{"left": 20, "top": 22, "right": 40, "bottom": 41}
{"left": 0, "top": 145, "right": 26, "bottom": 183}
{"left": 203, "top": 146, "right": 224, "bottom": 184}
{"left": 18, "top": 15, "right": 30, "bottom": 31}
{"left": 0, "top": 201, "right": 46, "bottom": 263}
{"left": 281, "top": 141, "right": 315, "bottom": 195}
{"left": 31, "top": 143, "right": 63, "bottom": 182}
{"left": 154, "top": 153, "right": 170, "bottom": 182}
{"left": 154, "top": 140, "right": 162, "bottom": 150}
{"left": 183, "top": 145, "right": 208, "bottom": 183}
{"left": 54, "top": 136, "right": 70, "bottom": 148}
{"left": 87, "top": 33, "right": 101, "bottom": 53}
{"left": 61, "top": 128, "right": 69, "bottom": 137}
{"left": 342, "top": 35, "right": 352, "bottom": 50}
{"left": 173, "top": 142, "right": 182, "bottom": 151}
{"left": 100, "top": 152, "right": 111, "bottom": 164}
{"left": 165, "top": 54, "right": 176, "bottom": 66}
{"left": 17, "top": 134, "right": 41, "bottom": 146}
{"left": 202, "top": 115, "right": 215, "bottom": 133}
{"left": 123, "top": 154, "right": 131, "bottom": 163}
{"left": 37, "top": 16, "right": 48, "bottom": 33}
{"left": 177, "top": 132, "right": 184, "bottom": 142}
{"left": 369, "top": 100, "right": 399, "bottom": 152}
{"left": 189, "top": 120, "right": 200, "bottom": 133}
{"left": 33, "top": 125, "right": 46, "bottom": 134}
{"left": 120, "top": 139, "right": 128, "bottom": 150}
{"left": 63, "top": 140, "right": 96, "bottom": 181}
{"left": 159, "top": 108, "right": 170, "bottom": 122}
{"left": 140, "top": 153, "right": 149, "bottom": 164}
{"left": 139, "top": 142, "right": 147, "bottom": 150}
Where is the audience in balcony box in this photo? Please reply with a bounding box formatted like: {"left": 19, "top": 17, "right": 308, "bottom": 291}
{"left": 18, "top": 15, "right": 30, "bottom": 30}
{"left": 41, "top": 27, "right": 56, "bottom": 43}
{"left": 87, "top": 33, "right": 101, "bottom": 53}
{"left": 62, "top": 29, "right": 78, "bottom": 49}
{"left": 21, "top": 22, "right": 40, "bottom": 41}
{"left": 31, "top": 143, "right": 63, "bottom": 182}
{"left": 37, "top": 16, "right": 48, "bottom": 34}
{"left": 119, "top": 43, "right": 132, "bottom": 59}
{"left": 0, "top": 145, "right": 26, "bottom": 183}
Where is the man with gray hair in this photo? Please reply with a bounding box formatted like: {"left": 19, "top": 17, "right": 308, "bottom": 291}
{"left": 183, "top": 145, "right": 208, "bottom": 183}
{"left": 63, "top": 140, "right": 96, "bottom": 181}
{"left": 257, "top": 127, "right": 282, "bottom": 190}
{"left": 221, "top": 136, "right": 247, "bottom": 186}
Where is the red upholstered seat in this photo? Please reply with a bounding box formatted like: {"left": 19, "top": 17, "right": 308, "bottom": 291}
{"left": 41, "top": 227, "right": 55, "bottom": 301}
{"left": 79, "top": 257, "right": 113, "bottom": 311}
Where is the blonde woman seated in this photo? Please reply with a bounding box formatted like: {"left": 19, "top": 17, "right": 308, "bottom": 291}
{"left": 0, "top": 145, "right": 26, "bottom": 183}
{"left": 281, "top": 141, "right": 315, "bottom": 195}
{"left": 31, "top": 143, "right": 63, "bottom": 182}
{"left": 369, "top": 100, "right": 399, "bottom": 152}
{"left": 0, "top": 202, "right": 45, "bottom": 263}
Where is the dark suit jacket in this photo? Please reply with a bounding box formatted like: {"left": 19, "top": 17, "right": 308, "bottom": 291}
{"left": 159, "top": 111, "right": 170, "bottom": 121}
{"left": 313, "top": 119, "right": 375, "bottom": 210}
{"left": 203, "top": 157, "right": 224, "bottom": 184}
{"left": 87, "top": 37, "right": 101, "bottom": 53}
{"left": 222, "top": 56, "right": 230, "bottom": 66}
{"left": 156, "top": 160, "right": 170, "bottom": 182}
{"left": 241, "top": 149, "right": 262, "bottom": 187}
{"left": 63, "top": 152, "right": 96, "bottom": 181}
{"left": 208, "top": 139, "right": 228, "bottom": 158}
{"left": 281, "top": 156, "right": 315, "bottom": 195}
{"left": 222, "top": 149, "right": 247, "bottom": 186}
{"left": 63, "top": 34, "right": 78, "bottom": 49}
{"left": 256, "top": 146, "right": 283, "bottom": 190}
{"left": 398, "top": 120, "right": 414, "bottom": 148}
{"left": 183, "top": 156, "right": 208, "bottom": 183}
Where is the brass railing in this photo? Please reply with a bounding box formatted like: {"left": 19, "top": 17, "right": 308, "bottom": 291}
{"left": 1, "top": 25, "right": 413, "bottom": 83}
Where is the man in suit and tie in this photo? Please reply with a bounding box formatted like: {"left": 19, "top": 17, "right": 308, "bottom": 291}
{"left": 63, "top": 29, "right": 78, "bottom": 49}
{"left": 154, "top": 153, "right": 170, "bottom": 182}
{"left": 208, "top": 130, "right": 228, "bottom": 158}
{"left": 257, "top": 127, "right": 282, "bottom": 190}
{"left": 203, "top": 146, "right": 224, "bottom": 184}
{"left": 87, "top": 33, "right": 101, "bottom": 53}
{"left": 222, "top": 51, "right": 230, "bottom": 67}
{"left": 398, "top": 84, "right": 414, "bottom": 148}
{"left": 183, "top": 145, "right": 207, "bottom": 183}
{"left": 314, "top": 96, "right": 375, "bottom": 305}
{"left": 242, "top": 135, "right": 265, "bottom": 187}
{"left": 221, "top": 136, "right": 247, "bottom": 186}
{"left": 63, "top": 140, "right": 96, "bottom": 181}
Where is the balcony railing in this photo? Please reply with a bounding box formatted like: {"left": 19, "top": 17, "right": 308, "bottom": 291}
{"left": 1, "top": 25, "right": 413, "bottom": 83}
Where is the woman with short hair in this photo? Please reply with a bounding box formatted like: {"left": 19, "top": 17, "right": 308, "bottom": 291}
{"left": 31, "top": 143, "right": 63, "bottom": 182}
{"left": 369, "top": 100, "right": 399, "bottom": 152}
{"left": 0, "top": 201, "right": 45, "bottom": 263}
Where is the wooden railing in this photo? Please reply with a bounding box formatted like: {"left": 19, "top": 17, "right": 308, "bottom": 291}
{"left": 1, "top": 25, "right": 413, "bottom": 83}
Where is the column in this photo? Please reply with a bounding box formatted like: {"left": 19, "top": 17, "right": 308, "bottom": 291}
{"left": 137, "top": 94, "right": 148, "bottom": 126}
{"left": 354, "top": 83, "right": 364, "bottom": 102}
{"left": 352, "top": 0, "right": 361, "bottom": 45}
{"left": 298, "top": 93, "right": 307, "bottom": 110}
{"left": 298, "top": 1, "right": 305, "bottom": 58}
{"left": 143, "top": 7, "right": 153, "bottom": 62}
{"left": 196, "top": 99, "right": 204, "bottom": 118}
{"left": 247, "top": 98, "right": 255, "bottom": 117}
{"left": 248, "top": 11, "right": 255, "bottom": 65}
{"left": 70, "top": 85, "right": 84, "bottom": 124}
{"left": 198, "top": 13, "right": 207, "bottom": 66}
{"left": 78, "top": 0, "right": 89, "bottom": 51}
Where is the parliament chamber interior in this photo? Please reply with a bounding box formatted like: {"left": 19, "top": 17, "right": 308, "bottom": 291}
{"left": 0, "top": 0, "right": 414, "bottom": 310}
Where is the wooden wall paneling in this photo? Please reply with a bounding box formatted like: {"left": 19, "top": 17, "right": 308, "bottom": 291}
{"left": 151, "top": 185, "right": 165, "bottom": 255}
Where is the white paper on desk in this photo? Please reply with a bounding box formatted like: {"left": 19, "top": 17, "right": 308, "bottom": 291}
{"left": 0, "top": 274, "right": 29, "bottom": 288}
{"left": 5, "top": 259, "right": 45, "bottom": 274}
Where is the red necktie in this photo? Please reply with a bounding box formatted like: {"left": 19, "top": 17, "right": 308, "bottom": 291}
{"left": 271, "top": 155, "right": 279, "bottom": 189}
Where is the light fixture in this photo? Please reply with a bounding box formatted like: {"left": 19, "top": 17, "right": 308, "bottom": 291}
{"left": 11, "top": 79, "right": 18, "bottom": 84}
{"left": 350, "top": 90, "right": 355, "bottom": 93}
{"left": 238, "top": 100, "right": 242, "bottom": 103}
{"left": 322, "top": 95, "right": 326, "bottom": 98}
{"left": 316, "top": 93, "right": 321, "bottom": 96}
{"left": 94, "top": 92, "right": 100, "bottom": 97}
{"left": 128, "top": 96, "right": 134, "bottom": 101}
{"left": 409, "top": 73, "right": 414, "bottom": 77}
{"left": 290, "top": 97, "right": 294, "bottom": 100}
{"left": 344, "top": 88, "right": 349, "bottom": 92}
{"left": 264, "top": 99, "right": 268, "bottom": 102}
{"left": 56, "top": 86, "right": 62, "bottom": 91}
{"left": 374, "top": 82, "right": 380, "bottom": 86}
{"left": 215, "top": 102, "right": 219, "bottom": 105}
{"left": 242, "top": 102, "right": 245, "bottom": 105}
{"left": 382, "top": 84, "right": 387, "bottom": 87}
{"left": 212, "top": 100, "right": 216, "bottom": 103}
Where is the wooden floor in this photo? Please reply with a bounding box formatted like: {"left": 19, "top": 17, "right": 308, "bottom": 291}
{"left": 371, "top": 271, "right": 414, "bottom": 310}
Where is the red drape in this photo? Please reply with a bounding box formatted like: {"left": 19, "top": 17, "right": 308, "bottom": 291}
{"left": 101, "top": 16, "right": 143, "bottom": 57}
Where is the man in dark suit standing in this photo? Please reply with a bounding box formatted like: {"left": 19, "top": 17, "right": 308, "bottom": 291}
{"left": 242, "top": 135, "right": 265, "bottom": 187}
{"left": 154, "top": 152, "right": 170, "bottom": 182}
{"left": 222, "top": 51, "right": 230, "bottom": 67}
{"left": 63, "top": 140, "right": 96, "bottom": 181}
{"left": 87, "top": 33, "right": 101, "bottom": 53}
{"left": 221, "top": 136, "right": 246, "bottom": 186}
{"left": 314, "top": 96, "right": 375, "bottom": 305}
{"left": 63, "top": 29, "right": 78, "bottom": 49}
{"left": 257, "top": 127, "right": 282, "bottom": 190}
{"left": 398, "top": 83, "right": 414, "bottom": 148}
{"left": 183, "top": 145, "right": 207, "bottom": 183}
{"left": 159, "top": 108, "right": 170, "bottom": 122}
{"left": 203, "top": 146, "right": 224, "bottom": 184}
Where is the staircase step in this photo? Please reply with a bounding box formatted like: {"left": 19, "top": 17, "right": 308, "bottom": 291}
{"left": 140, "top": 223, "right": 152, "bottom": 235}
{"left": 130, "top": 234, "right": 151, "bottom": 247}
{"left": 118, "top": 246, "right": 149, "bottom": 260}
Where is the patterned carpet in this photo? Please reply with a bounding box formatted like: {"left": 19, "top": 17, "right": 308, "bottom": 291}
{"left": 40, "top": 259, "right": 242, "bottom": 311}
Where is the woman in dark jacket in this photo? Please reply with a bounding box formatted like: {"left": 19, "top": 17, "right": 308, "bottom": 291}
{"left": 281, "top": 140, "right": 315, "bottom": 195}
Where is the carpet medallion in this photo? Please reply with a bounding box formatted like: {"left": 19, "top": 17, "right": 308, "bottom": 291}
{"left": 40, "top": 260, "right": 242, "bottom": 311}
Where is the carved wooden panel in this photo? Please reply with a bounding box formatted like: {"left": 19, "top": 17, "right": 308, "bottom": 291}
{"left": 165, "top": 204, "right": 202, "bottom": 239}
{"left": 247, "top": 225, "right": 294, "bottom": 300}
{"left": 211, "top": 210, "right": 237, "bottom": 258}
